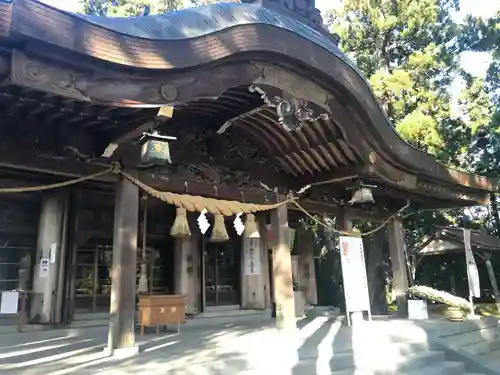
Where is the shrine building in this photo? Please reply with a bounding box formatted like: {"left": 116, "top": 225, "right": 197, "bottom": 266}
{"left": 0, "top": 0, "right": 497, "bottom": 352}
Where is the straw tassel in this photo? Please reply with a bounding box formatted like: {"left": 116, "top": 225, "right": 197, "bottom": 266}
{"left": 244, "top": 213, "right": 260, "bottom": 238}
{"left": 211, "top": 213, "right": 229, "bottom": 242}
{"left": 170, "top": 207, "right": 191, "bottom": 238}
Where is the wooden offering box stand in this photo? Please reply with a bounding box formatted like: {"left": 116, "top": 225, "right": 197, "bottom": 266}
{"left": 138, "top": 294, "right": 186, "bottom": 336}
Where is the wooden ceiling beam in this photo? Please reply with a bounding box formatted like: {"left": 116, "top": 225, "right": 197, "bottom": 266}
{"left": 290, "top": 200, "right": 400, "bottom": 222}
{"left": 0, "top": 150, "right": 281, "bottom": 204}
{"left": 0, "top": 151, "right": 117, "bottom": 183}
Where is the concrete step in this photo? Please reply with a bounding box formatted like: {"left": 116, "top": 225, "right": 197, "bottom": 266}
{"left": 69, "top": 310, "right": 275, "bottom": 330}
{"left": 328, "top": 361, "right": 472, "bottom": 375}
{"left": 389, "top": 341, "right": 432, "bottom": 355}
{"left": 329, "top": 370, "right": 373, "bottom": 375}
{"left": 461, "top": 338, "right": 500, "bottom": 356}
{"left": 440, "top": 326, "right": 500, "bottom": 348}
{"left": 394, "top": 351, "right": 446, "bottom": 372}
{"left": 436, "top": 317, "right": 499, "bottom": 338}
{"left": 294, "top": 350, "right": 445, "bottom": 374}
{"left": 398, "top": 361, "right": 466, "bottom": 375}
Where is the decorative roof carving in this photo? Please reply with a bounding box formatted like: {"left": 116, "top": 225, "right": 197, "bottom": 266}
{"left": 241, "top": 0, "right": 326, "bottom": 29}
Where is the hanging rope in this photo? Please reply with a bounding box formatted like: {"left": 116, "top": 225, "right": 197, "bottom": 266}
{"left": 119, "top": 170, "right": 294, "bottom": 215}
{"left": 0, "top": 165, "right": 115, "bottom": 194}
{"left": 0, "top": 160, "right": 409, "bottom": 238}
{"left": 290, "top": 199, "right": 410, "bottom": 237}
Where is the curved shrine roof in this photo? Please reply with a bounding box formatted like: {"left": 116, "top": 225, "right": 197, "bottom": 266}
{"left": 0, "top": 0, "right": 497, "bottom": 209}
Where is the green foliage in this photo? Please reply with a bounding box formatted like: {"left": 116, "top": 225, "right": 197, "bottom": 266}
{"left": 326, "top": 0, "right": 500, "bottom": 231}
{"left": 79, "top": 0, "right": 184, "bottom": 16}
{"left": 327, "top": 0, "right": 466, "bottom": 156}
{"left": 310, "top": 0, "right": 500, "bottom": 304}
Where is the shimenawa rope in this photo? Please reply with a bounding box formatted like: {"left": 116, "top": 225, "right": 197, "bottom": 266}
{"left": 0, "top": 162, "right": 408, "bottom": 237}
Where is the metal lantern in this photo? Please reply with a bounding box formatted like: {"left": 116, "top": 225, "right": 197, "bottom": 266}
{"left": 140, "top": 139, "right": 172, "bottom": 166}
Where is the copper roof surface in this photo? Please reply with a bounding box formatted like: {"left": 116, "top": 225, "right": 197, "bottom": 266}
{"left": 0, "top": 0, "right": 497, "bottom": 209}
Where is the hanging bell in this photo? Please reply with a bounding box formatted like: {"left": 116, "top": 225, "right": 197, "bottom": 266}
{"left": 348, "top": 187, "right": 374, "bottom": 204}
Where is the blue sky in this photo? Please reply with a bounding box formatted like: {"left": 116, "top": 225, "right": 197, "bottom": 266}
{"left": 43, "top": 0, "right": 499, "bottom": 78}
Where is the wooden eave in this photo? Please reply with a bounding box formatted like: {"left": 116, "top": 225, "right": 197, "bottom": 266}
{"left": 433, "top": 226, "right": 500, "bottom": 251}
{"left": 416, "top": 226, "right": 500, "bottom": 256}
{"left": 0, "top": 0, "right": 497, "bottom": 210}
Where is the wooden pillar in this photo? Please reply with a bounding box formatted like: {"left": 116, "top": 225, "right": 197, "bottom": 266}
{"left": 241, "top": 221, "right": 267, "bottom": 310}
{"left": 387, "top": 218, "right": 408, "bottom": 318}
{"left": 270, "top": 205, "right": 296, "bottom": 331}
{"left": 174, "top": 233, "right": 200, "bottom": 314}
{"left": 107, "top": 176, "right": 139, "bottom": 356}
{"left": 483, "top": 252, "right": 500, "bottom": 314}
{"left": 297, "top": 229, "right": 318, "bottom": 305}
{"left": 30, "top": 191, "right": 69, "bottom": 324}
{"left": 259, "top": 219, "right": 272, "bottom": 309}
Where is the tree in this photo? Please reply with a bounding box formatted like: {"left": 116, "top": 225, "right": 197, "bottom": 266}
{"left": 80, "top": 0, "right": 184, "bottom": 16}
{"left": 322, "top": 0, "right": 500, "bottom": 303}
{"left": 459, "top": 10, "right": 500, "bottom": 237}
{"left": 327, "top": 0, "right": 467, "bottom": 157}
{"left": 190, "top": 0, "right": 241, "bottom": 5}
{"left": 461, "top": 10, "right": 500, "bottom": 100}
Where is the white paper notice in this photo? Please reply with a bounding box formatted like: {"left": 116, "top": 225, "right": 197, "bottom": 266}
{"left": 0, "top": 291, "right": 19, "bottom": 314}
{"left": 339, "top": 236, "right": 371, "bottom": 314}
{"left": 50, "top": 243, "right": 57, "bottom": 264}
{"left": 39, "top": 258, "right": 50, "bottom": 279}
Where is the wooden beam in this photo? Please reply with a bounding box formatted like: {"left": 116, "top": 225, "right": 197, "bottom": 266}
{"left": 291, "top": 199, "right": 400, "bottom": 222}
{"left": 0, "top": 151, "right": 410, "bottom": 219}
{"left": 112, "top": 120, "right": 155, "bottom": 145}
{"left": 0, "top": 152, "right": 117, "bottom": 183}
{"left": 0, "top": 151, "right": 280, "bottom": 203}
{"left": 288, "top": 165, "right": 368, "bottom": 189}
{"left": 103, "top": 107, "right": 173, "bottom": 158}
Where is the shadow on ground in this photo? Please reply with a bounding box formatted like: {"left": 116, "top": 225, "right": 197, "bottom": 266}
{"left": 1, "top": 315, "right": 499, "bottom": 375}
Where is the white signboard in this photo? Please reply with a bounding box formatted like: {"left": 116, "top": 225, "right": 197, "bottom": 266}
{"left": 39, "top": 258, "right": 50, "bottom": 279}
{"left": 408, "top": 299, "right": 429, "bottom": 320}
{"left": 339, "top": 236, "right": 371, "bottom": 314}
{"left": 0, "top": 291, "right": 19, "bottom": 314}
{"left": 244, "top": 237, "right": 261, "bottom": 275}
{"left": 463, "top": 229, "right": 481, "bottom": 298}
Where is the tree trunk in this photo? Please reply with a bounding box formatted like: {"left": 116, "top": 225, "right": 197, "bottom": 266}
{"left": 409, "top": 255, "right": 417, "bottom": 286}
{"left": 365, "top": 228, "right": 389, "bottom": 315}
{"left": 485, "top": 254, "right": 500, "bottom": 314}
{"left": 490, "top": 192, "right": 500, "bottom": 236}
{"left": 315, "top": 217, "right": 343, "bottom": 308}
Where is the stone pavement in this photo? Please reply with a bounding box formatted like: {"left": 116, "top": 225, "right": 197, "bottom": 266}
{"left": 0, "top": 317, "right": 349, "bottom": 375}
{"left": 1, "top": 316, "right": 499, "bottom": 375}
